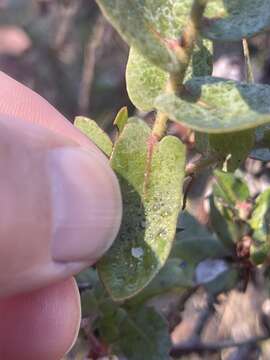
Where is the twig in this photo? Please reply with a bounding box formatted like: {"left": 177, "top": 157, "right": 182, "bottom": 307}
{"left": 152, "top": 112, "right": 169, "bottom": 140}
{"left": 242, "top": 38, "right": 254, "bottom": 84}
{"left": 23, "top": 24, "right": 77, "bottom": 117}
{"left": 152, "top": 0, "right": 209, "bottom": 140}
{"left": 78, "top": 14, "right": 106, "bottom": 114}
{"left": 227, "top": 343, "right": 259, "bottom": 360}
{"left": 174, "top": 0, "right": 209, "bottom": 92}
{"left": 185, "top": 154, "right": 220, "bottom": 177}
{"left": 54, "top": 0, "right": 81, "bottom": 50}
{"left": 170, "top": 294, "right": 216, "bottom": 357}
{"left": 177, "top": 288, "right": 199, "bottom": 312}
{"left": 192, "top": 294, "right": 216, "bottom": 338}
{"left": 182, "top": 155, "right": 220, "bottom": 209}
{"left": 182, "top": 175, "right": 194, "bottom": 210}
{"left": 170, "top": 334, "right": 270, "bottom": 356}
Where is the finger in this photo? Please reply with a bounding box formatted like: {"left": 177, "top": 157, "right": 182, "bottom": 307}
{"left": 0, "top": 71, "right": 97, "bottom": 149}
{"left": 0, "top": 115, "right": 122, "bottom": 297}
{"left": 0, "top": 278, "right": 81, "bottom": 360}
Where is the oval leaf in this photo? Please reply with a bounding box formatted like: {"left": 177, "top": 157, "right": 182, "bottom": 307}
{"left": 173, "top": 211, "right": 229, "bottom": 262}
{"left": 98, "top": 305, "right": 171, "bottom": 360}
{"left": 75, "top": 116, "right": 113, "bottom": 156}
{"left": 127, "top": 41, "right": 213, "bottom": 112}
{"left": 202, "top": 266, "right": 239, "bottom": 295}
{"left": 203, "top": 0, "right": 270, "bottom": 41}
{"left": 118, "top": 307, "right": 171, "bottom": 360}
{"left": 214, "top": 170, "right": 250, "bottom": 205}
{"left": 155, "top": 77, "right": 270, "bottom": 133}
{"left": 129, "top": 258, "right": 195, "bottom": 306}
{"left": 173, "top": 234, "right": 229, "bottom": 264}
{"left": 209, "top": 130, "right": 255, "bottom": 172}
{"left": 126, "top": 47, "right": 167, "bottom": 112}
{"left": 209, "top": 195, "right": 237, "bottom": 248}
{"left": 249, "top": 189, "right": 270, "bottom": 264}
{"left": 98, "top": 118, "right": 186, "bottom": 300}
{"left": 113, "top": 106, "right": 128, "bottom": 133}
{"left": 195, "top": 130, "right": 255, "bottom": 170}
{"left": 96, "top": 0, "right": 187, "bottom": 72}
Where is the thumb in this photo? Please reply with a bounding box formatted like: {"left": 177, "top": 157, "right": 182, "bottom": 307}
{"left": 0, "top": 115, "right": 122, "bottom": 298}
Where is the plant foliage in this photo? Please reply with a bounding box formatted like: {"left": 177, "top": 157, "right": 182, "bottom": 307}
{"left": 74, "top": 0, "right": 270, "bottom": 358}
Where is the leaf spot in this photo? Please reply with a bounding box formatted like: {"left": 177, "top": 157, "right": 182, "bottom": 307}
{"left": 131, "top": 247, "right": 144, "bottom": 259}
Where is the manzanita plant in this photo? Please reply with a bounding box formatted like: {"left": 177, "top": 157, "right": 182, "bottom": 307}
{"left": 71, "top": 1, "right": 270, "bottom": 359}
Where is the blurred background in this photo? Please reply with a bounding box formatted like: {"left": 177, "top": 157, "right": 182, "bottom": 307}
{"left": 0, "top": 0, "right": 133, "bottom": 131}
{"left": 2, "top": 1, "right": 270, "bottom": 360}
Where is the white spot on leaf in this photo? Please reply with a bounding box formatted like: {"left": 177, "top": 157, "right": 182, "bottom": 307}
{"left": 131, "top": 247, "right": 144, "bottom": 259}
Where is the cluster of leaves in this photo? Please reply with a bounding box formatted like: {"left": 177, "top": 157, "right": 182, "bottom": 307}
{"left": 73, "top": 0, "right": 270, "bottom": 359}
{"left": 75, "top": 161, "right": 270, "bottom": 359}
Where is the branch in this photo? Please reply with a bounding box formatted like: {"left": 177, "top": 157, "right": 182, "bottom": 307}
{"left": 192, "top": 294, "right": 216, "bottom": 338}
{"left": 152, "top": 112, "right": 169, "bottom": 140}
{"left": 78, "top": 14, "right": 106, "bottom": 114}
{"left": 170, "top": 334, "right": 270, "bottom": 357}
{"left": 185, "top": 154, "right": 220, "bottom": 177}
{"left": 152, "top": 0, "right": 208, "bottom": 140}
{"left": 54, "top": 0, "right": 81, "bottom": 50}
{"left": 242, "top": 38, "right": 254, "bottom": 84}
{"left": 173, "top": 0, "right": 209, "bottom": 93}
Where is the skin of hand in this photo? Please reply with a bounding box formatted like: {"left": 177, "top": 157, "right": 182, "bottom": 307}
{"left": 0, "top": 71, "right": 122, "bottom": 360}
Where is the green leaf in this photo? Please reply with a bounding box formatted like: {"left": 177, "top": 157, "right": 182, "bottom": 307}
{"left": 117, "top": 307, "right": 171, "bottom": 360}
{"left": 177, "top": 211, "right": 212, "bottom": 238}
{"left": 97, "top": 301, "right": 124, "bottom": 344}
{"left": 195, "top": 130, "right": 255, "bottom": 168}
{"left": 251, "top": 242, "right": 270, "bottom": 265}
{"left": 126, "top": 47, "right": 167, "bottom": 112}
{"left": 114, "top": 106, "right": 128, "bottom": 133}
{"left": 155, "top": 77, "right": 270, "bottom": 133}
{"left": 98, "top": 305, "right": 171, "bottom": 360}
{"left": 128, "top": 259, "right": 195, "bottom": 306}
{"left": 76, "top": 268, "right": 99, "bottom": 289}
{"left": 203, "top": 0, "right": 270, "bottom": 41}
{"left": 76, "top": 268, "right": 108, "bottom": 303}
{"left": 211, "top": 172, "right": 251, "bottom": 247}
{"left": 172, "top": 211, "right": 229, "bottom": 262}
{"left": 173, "top": 234, "right": 229, "bottom": 264}
{"left": 249, "top": 189, "right": 270, "bottom": 264}
{"left": 188, "top": 41, "right": 213, "bottom": 78}
{"left": 195, "top": 259, "right": 238, "bottom": 294}
{"left": 81, "top": 289, "right": 99, "bottom": 318}
{"left": 214, "top": 170, "right": 250, "bottom": 206}
{"left": 204, "top": 267, "right": 239, "bottom": 296}
{"left": 250, "top": 189, "right": 270, "bottom": 231}
{"left": 74, "top": 117, "right": 113, "bottom": 157}
{"left": 96, "top": 0, "right": 185, "bottom": 72}
{"left": 209, "top": 196, "right": 237, "bottom": 248}
{"left": 98, "top": 118, "right": 186, "bottom": 300}
{"left": 209, "top": 130, "right": 255, "bottom": 172}
{"left": 126, "top": 41, "right": 213, "bottom": 112}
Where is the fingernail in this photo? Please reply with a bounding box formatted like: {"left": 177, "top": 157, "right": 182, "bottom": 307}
{"left": 47, "top": 147, "right": 122, "bottom": 263}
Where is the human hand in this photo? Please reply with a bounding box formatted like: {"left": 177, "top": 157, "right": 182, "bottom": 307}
{"left": 0, "top": 72, "right": 122, "bottom": 359}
